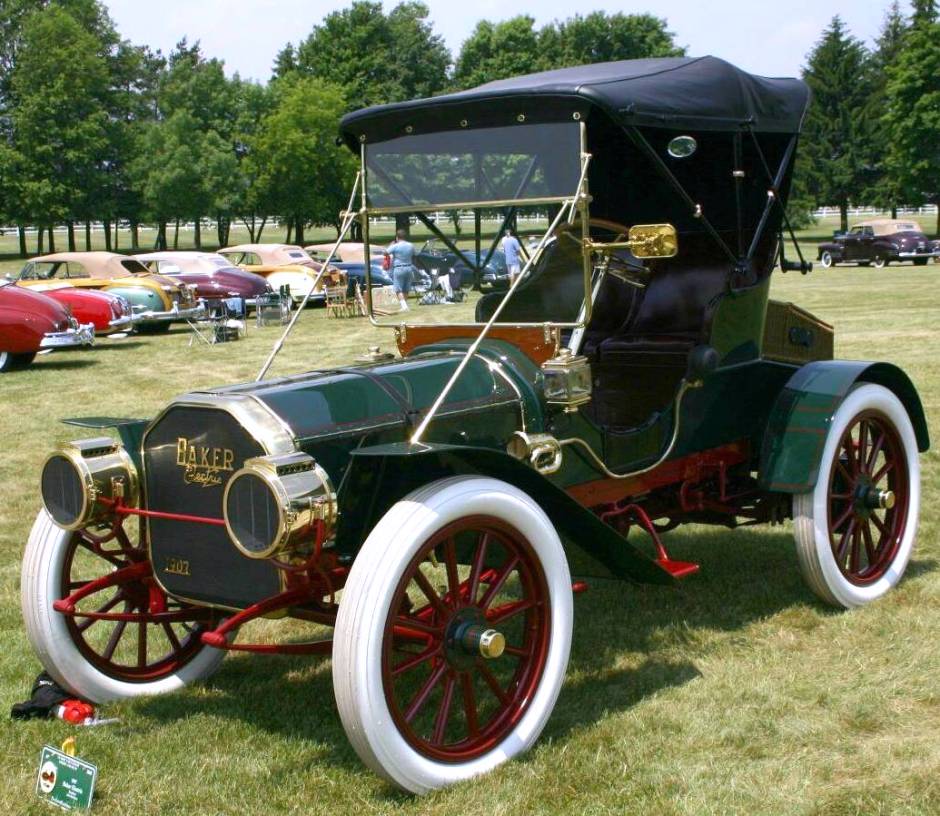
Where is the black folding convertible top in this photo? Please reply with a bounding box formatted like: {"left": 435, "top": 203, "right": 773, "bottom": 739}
{"left": 340, "top": 56, "right": 810, "bottom": 147}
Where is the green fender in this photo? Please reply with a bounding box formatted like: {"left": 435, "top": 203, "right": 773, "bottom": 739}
{"left": 759, "top": 361, "right": 929, "bottom": 494}
{"left": 334, "top": 441, "right": 676, "bottom": 586}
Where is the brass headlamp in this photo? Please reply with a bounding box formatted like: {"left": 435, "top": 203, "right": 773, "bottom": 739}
{"left": 40, "top": 438, "right": 139, "bottom": 530}
{"left": 223, "top": 451, "right": 336, "bottom": 560}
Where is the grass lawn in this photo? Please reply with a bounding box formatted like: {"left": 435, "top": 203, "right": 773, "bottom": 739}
{"left": 1, "top": 242, "right": 938, "bottom": 814}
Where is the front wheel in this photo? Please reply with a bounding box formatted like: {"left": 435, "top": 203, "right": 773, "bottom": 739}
{"left": 21, "top": 511, "right": 227, "bottom": 702}
{"left": 873, "top": 255, "right": 888, "bottom": 268}
{"left": 333, "top": 477, "right": 573, "bottom": 794}
{"left": 819, "top": 251, "right": 834, "bottom": 268}
{"left": 793, "top": 384, "right": 919, "bottom": 608}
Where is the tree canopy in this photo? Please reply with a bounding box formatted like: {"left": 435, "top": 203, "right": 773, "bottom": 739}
{"left": 882, "top": 0, "right": 940, "bottom": 233}
{"left": 798, "top": 17, "right": 874, "bottom": 232}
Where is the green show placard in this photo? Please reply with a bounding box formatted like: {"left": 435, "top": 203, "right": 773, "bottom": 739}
{"left": 36, "top": 745, "right": 97, "bottom": 811}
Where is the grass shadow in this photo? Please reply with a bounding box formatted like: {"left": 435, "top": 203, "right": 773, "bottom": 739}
{"left": 135, "top": 524, "right": 936, "bottom": 784}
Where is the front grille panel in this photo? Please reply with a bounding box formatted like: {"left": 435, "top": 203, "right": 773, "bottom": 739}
{"left": 143, "top": 405, "right": 282, "bottom": 609}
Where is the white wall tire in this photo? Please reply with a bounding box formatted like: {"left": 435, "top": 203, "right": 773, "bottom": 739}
{"left": 333, "top": 476, "right": 573, "bottom": 794}
{"left": 21, "top": 510, "right": 228, "bottom": 702}
{"left": 820, "top": 250, "right": 834, "bottom": 268}
{"left": 793, "top": 384, "right": 920, "bottom": 608}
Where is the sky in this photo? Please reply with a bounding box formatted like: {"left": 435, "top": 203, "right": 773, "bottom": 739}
{"left": 104, "top": 0, "right": 894, "bottom": 83}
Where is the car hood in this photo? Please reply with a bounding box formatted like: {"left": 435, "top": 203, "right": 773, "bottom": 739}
{"left": 171, "top": 270, "right": 270, "bottom": 296}
{"left": 2, "top": 283, "right": 70, "bottom": 326}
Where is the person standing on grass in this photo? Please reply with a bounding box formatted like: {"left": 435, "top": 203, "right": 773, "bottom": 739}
{"left": 385, "top": 230, "right": 416, "bottom": 312}
{"left": 502, "top": 229, "right": 523, "bottom": 285}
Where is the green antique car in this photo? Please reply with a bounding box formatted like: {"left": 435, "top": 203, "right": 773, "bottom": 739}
{"left": 22, "top": 57, "right": 928, "bottom": 794}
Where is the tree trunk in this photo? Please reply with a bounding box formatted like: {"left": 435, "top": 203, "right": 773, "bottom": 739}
{"left": 295, "top": 217, "right": 305, "bottom": 246}
{"left": 131, "top": 222, "right": 139, "bottom": 250}
{"left": 891, "top": 205, "right": 898, "bottom": 219}
{"left": 17, "top": 225, "right": 27, "bottom": 258}
{"left": 67, "top": 221, "right": 75, "bottom": 251}
{"left": 113, "top": 222, "right": 119, "bottom": 251}
{"left": 286, "top": 221, "right": 293, "bottom": 244}
{"left": 37, "top": 227, "right": 44, "bottom": 254}
{"left": 156, "top": 220, "right": 167, "bottom": 250}
{"left": 103, "top": 220, "right": 112, "bottom": 251}
{"left": 194, "top": 217, "right": 201, "bottom": 249}
{"left": 839, "top": 199, "right": 848, "bottom": 234}
{"left": 85, "top": 221, "right": 92, "bottom": 251}
{"left": 257, "top": 216, "right": 267, "bottom": 242}
{"left": 173, "top": 218, "right": 180, "bottom": 249}
{"left": 47, "top": 226, "right": 56, "bottom": 253}
{"left": 935, "top": 201, "right": 939, "bottom": 238}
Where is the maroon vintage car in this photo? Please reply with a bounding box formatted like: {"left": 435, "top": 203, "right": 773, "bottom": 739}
{"left": 817, "top": 218, "right": 940, "bottom": 268}
{"left": 0, "top": 280, "right": 94, "bottom": 372}
{"left": 24, "top": 284, "right": 139, "bottom": 336}
{"left": 134, "top": 252, "right": 272, "bottom": 306}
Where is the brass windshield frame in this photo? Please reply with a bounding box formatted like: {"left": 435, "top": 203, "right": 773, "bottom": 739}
{"left": 360, "top": 120, "right": 594, "bottom": 333}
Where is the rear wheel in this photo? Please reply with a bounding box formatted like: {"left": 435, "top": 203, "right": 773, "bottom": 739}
{"left": 21, "top": 510, "right": 227, "bottom": 702}
{"left": 333, "top": 476, "right": 572, "bottom": 793}
{"left": 793, "top": 384, "right": 919, "bottom": 608}
{"left": 873, "top": 255, "right": 888, "bottom": 268}
{"left": 0, "top": 351, "right": 35, "bottom": 371}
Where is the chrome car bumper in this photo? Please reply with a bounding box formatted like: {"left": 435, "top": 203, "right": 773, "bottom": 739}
{"left": 897, "top": 251, "right": 939, "bottom": 259}
{"left": 39, "top": 321, "right": 95, "bottom": 349}
{"left": 108, "top": 313, "right": 143, "bottom": 330}
{"left": 135, "top": 302, "right": 207, "bottom": 322}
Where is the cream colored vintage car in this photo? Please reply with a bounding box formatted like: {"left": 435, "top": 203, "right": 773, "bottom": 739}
{"left": 219, "top": 244, "right": 345, "bottom": 305}
{"left": 14, "top": 252, "right": 204, "bottom": 329}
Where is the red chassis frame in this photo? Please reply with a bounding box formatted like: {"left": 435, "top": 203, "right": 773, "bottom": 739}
{"left": 52, "top": 442, "right": 776, "bottom": 656}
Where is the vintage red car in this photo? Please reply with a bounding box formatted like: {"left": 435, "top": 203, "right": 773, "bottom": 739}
{"left": 0, "top": 279, "right": 94, "bottom": 372}
{"left": 30, "top": 285, "right": 139, "bottom": 336}
{"left": 133, "top": 252, "right": 273, "bottom": 307}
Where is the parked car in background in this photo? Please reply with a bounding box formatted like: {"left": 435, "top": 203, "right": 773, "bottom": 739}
{"left": 134, "top": 252, "right": 272, "bottom": 308}
{"left": 413, "top": 239, "right": 509, "bottom": 289}
{"left": 38, "top": 287, "right": 138, "bottom": 336}
{"left": 0, "top": 279, "right": 94, "bottom": 372}
{"left": 305, "top": 242, "right": 394, "bottom": 289}
{"left": 219, "top": 244, "right": 346, "bottom": 305}
{"left": 13, "top": 252, "right": 204, "bottom": 331}
{"left": 817, "top": 219, "right": 940, "bottom": 268}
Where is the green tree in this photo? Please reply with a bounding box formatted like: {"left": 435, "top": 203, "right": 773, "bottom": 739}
{"left": 7, "top": 5, "right": 112, "bottom": 251}
{"left": 883, "top": 0, "right": 940, "bottom": 235}
{"left": 454, "top": 17, "right": 546, "bottom": 88}
{"left": 292, "top": 1, "right": 449, "bottom": 110}
{"left": 799, "top": 17, "right": 874, "bottom": 232}
{"left": 554, "top": 12, "right": 685, "bottom": 64}
{"left": 863, "top": 1, "right": 909, "bottom": 216}
{"left": 132, "top": 111, "right": 207, "bottom": 249}
{"left": 246, "top": 76, "right": 357, "bottom": 244}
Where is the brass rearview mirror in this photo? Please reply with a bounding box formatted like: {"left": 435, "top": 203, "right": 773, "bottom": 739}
{"left": 626, "top": 224, "right": 678, "bottom": 259}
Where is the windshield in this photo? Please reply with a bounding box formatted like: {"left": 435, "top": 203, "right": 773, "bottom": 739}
{"left": 364, "top": 122, "right": 582, "bottom": 210}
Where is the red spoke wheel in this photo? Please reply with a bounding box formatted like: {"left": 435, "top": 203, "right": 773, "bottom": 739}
{"left": 382, "top": 516, "right": 550, "bottom": 762}
{"left": 794, "top": 384, "right": 920, "bottom": 608}
{"left": 334, "top": 477, "right": 572, "bottom": 794}
{"left": 21, "top": 510, "right": 229, "bottom": 702}
{"left": 826, "top": 412, "right": 909, "bottom": 585}
{"left": 61, "top": 530, "right": 214, "bottom": 683}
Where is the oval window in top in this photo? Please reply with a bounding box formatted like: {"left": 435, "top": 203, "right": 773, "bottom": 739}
{"left": 667, "top": 135, "right": 697, "bottom": 159}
